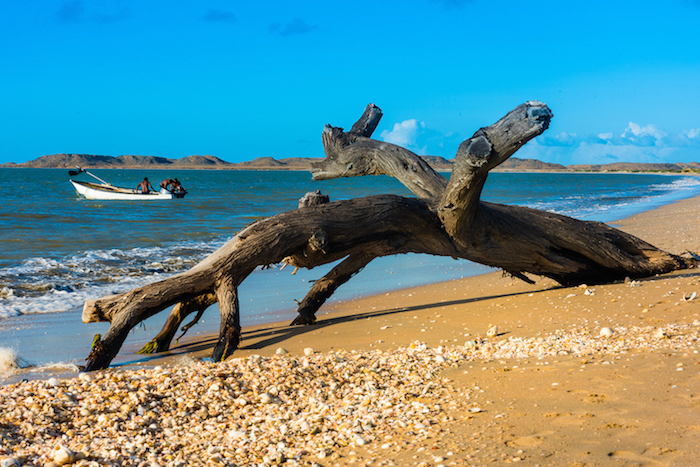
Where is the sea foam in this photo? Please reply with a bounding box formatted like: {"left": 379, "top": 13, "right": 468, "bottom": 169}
{"left": 0, "top": 347, "right": 20, "bottom": 375}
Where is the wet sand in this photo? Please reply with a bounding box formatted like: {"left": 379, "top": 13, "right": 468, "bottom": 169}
{"left": 2, "top": 195, "right": 700, "bottom": 466}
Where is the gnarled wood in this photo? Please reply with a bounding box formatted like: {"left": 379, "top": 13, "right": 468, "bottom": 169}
{"left": 291, "top": 252, "right": 376, "bottom": 325}
{"left": 213, "top": 275, "right": 240, "bottom": 362}
{"left": 312, "top": 104, "right": 447, "bottom": 199}
{"left": 83, "top": 195, "right": 458, "bottom": 370}
{"left": 298, "top": 189, "right": 330, "bottom": 208}
{"left": 82, "top": 101, "right": 698, "bottom": 370}
{"left": 138, "top": 293, "right": 216, "bottom": 354}
{"left": 439, "top": 101, "right": 552, "bottom": 246}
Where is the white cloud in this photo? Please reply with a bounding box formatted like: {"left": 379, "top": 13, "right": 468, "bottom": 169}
{"left": 380, "top": 119, "right": 428, "bottom": 154}
{"left": 381, "top": 119, "right": 422, "bottom": 146}
{"left": 621, "top": 122, "right": 666, "bottom": 141}
{"left": 686, "top": 128, "right": 700, "bottom": 139}
{"left": 554, "top": 132, "right": 577, "bottom": 144}
{"left": 520, "top": 123, "right": 700, "bottom": 165}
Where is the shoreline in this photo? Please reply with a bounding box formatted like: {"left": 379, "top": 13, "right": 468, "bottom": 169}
{"left": 3, "top": 165, "right": 700, "bottom": 175}
{"left": 2, "top": 192, "right": 700, "bottom": 465}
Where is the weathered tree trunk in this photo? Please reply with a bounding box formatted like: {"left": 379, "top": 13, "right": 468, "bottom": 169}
{"left": 137, "top": 293, "right": 215, "bottom": 354}
{"left": 82, "top": 101, "right": 697, "bottom": 371}
{"left": 290, "top": 252, "right": 375, "bottom": 325}
{"left": 138, "top": 190, "right": 336, "bottom": 355}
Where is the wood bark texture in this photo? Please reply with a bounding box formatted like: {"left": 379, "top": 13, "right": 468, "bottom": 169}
{"left": 82, "top": 101, "right": 697, "bottom": 370}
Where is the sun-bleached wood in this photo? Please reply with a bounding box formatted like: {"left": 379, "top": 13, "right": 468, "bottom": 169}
{"left": 82, "top": 102, "right": 696, "bottom": 371}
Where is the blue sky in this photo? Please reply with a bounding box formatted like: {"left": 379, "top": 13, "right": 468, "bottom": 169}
{"left": 2, "top": 0, "right": 700, "bottom": 166}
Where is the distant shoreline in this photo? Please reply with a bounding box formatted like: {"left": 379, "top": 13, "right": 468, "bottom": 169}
{"left": 3, "top": 166, "right": 700, "bottom": 176}
{"left": 2, "top": 153, "right": 699, "bottom": 174}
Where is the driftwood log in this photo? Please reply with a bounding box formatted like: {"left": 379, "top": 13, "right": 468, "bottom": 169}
{"left": 83, "top": 101, "right": 696, "bottom": 370}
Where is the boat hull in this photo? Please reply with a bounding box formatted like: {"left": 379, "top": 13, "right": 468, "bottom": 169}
{"left": 70, "top": 180, "right": 185, "bottom": 200}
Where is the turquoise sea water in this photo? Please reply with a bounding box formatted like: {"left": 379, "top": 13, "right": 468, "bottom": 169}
{"left": 1, "top": 168, "right": 700, "bottom": 370}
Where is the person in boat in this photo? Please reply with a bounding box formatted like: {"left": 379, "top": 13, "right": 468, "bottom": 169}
{"left": 170, "top": 178, "right": 185, "bottom": 193}
{"left": 137, "top": 177, "right": 155, "bottom": 193}
{"left": 159, "top": 178, "right": 175, "bottom": 192}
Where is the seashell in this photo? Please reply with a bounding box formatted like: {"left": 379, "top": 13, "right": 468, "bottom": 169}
{"left": 47, "top": 377, "right": 60, "bottom": 387}
{"left": 259, "top": 393, "right": 273, "bottom": 404}
{"left": 468, "top": 407, "right": 482, "bottom": 413}
{"left": 227, "top": 430, "right": 246, "bottom": 440}
{"left": 465, "top": 340, "right": 477, "bottom": 348}
{"left": 584, "top": 289, "right": 595, "bottom": 296}
{"left": 435, "top": 355, "right": 445, "bottom": 363}
{"left": 486, "top": 325, "right": 498, "bottom": 338}
{"left": 599, "top": 327, "right": 614, "bottom": 337}
{"left": 1, "top": 458, "right": 21, "bottom": 467}
{"left": 303, "top": 347, "right": 316, "bottom": 356}
{"left": 275, "top": 347, "right": 289, "bottom": 356}
{"left": 53, "top": 444, "right": 76, "bottom": 465}
{"left": 78, "top": 372, "right": 92, "bottom": 382}
{"left": 354, "top": 435, "right": 366, "bottom": 446}
{"left": 654, "top": 328, "right": 668, "bottom": 339}
{"left": 268, "top": 452, "right": 286, "bottom": 464}
{"left": 682, "top": 291, "right": 697, "bottom": 302}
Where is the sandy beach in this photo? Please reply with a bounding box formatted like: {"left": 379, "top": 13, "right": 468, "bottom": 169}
{"left": 2, "top": 194, "right": 700, "bottom": 466}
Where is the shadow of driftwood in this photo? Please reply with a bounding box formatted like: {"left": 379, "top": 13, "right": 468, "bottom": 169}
{"left": 236, "top": 288, "right": 552, "bottom": 351}
{"left": 237, "top": 268, "right": 700, "bottom": 351}
{"left": 114, "top": 267, "right": 699, "bottom": 367}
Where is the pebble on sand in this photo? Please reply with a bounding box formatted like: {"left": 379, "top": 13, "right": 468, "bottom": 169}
{"left": 53, "top": 444, "right": 76, "bottom": 465}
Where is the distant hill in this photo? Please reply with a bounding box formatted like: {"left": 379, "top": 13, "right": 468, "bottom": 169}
{"left": 172, "top": 155, "right": 232, "bottom": 167}
{"left": 418, "top": 156, "right": 452, "bottom": 171}
{"left": 232, "top": 156, "right": 322, "bottom": 169}
{"left": 2, "top": 153, "right": 234, "bottom": 169}
{"left": 496, "top": 158, "right": 566, "bottom": 171}
{"left": 2, "top": 153, "right": 699, "bottom": 173}
{"left": 566, "top": 162, "right": 700, "bottom": 172}
{"left": 2, "top": 153, "right": 323, "bottom": 170}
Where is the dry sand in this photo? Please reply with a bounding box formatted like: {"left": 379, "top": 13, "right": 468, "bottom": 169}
{"left": 2, "top": 195, "right": 700, "bottom": 466}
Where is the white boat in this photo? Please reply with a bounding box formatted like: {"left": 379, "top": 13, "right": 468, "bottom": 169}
{"left": 68, "top": 168, "right": 187, "bottom": 200}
